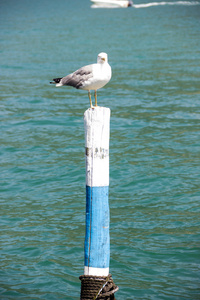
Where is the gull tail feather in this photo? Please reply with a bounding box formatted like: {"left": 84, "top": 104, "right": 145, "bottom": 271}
{"left": 50, "top": 77, "right": 63, "bottom": 86}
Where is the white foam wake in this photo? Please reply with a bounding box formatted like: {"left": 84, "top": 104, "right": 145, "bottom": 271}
{"left": 133, "top": 1, "right": 200, "bottom": 8}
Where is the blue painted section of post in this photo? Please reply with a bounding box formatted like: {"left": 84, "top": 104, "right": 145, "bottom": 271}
{"left": 85, "top": 186, "right": 110, "bottom": 269}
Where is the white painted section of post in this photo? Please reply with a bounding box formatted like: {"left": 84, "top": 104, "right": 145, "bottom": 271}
{"left": 84, "top": 266, "right": 109, "bottom": 276}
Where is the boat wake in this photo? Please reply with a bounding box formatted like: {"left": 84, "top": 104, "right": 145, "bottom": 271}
{"left": 133, "top": 1, "right": 200, "bottom": 8}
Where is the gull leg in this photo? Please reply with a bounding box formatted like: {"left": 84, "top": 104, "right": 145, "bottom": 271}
{"left": 94, "top": 90, "right": 97, "bottom": 107}
{"left": 88, "top": 91, "right": 93, "bottom": 108}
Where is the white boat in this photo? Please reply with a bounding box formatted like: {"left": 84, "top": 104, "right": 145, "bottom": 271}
{"left": 91, "top": 0, "right": 133, "bottom": 8}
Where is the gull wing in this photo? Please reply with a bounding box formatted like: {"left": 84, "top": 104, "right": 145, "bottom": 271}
{"left": 61, "top": 64, "right": 94, "bottom": 89}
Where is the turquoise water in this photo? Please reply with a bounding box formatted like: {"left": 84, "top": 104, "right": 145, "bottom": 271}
{"left": 1, "top": 0, "right": 200, "bottom": 299}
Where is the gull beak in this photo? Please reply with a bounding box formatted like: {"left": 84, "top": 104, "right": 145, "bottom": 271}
{"left": 101, "top": 57, "right": 106, "bottom": 61}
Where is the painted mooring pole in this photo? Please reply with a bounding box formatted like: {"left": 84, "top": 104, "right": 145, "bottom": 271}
{"left": 79, "top": 107, "right": 118, "bottom": 300}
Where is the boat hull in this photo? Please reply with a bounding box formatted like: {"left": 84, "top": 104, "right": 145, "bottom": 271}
{"left": 91, "top": 0, "right": 132, "bottom": 8}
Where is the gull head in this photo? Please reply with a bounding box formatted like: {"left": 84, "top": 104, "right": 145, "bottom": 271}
{"left": 97, "top": 52, "right": 108, "bottom": 64}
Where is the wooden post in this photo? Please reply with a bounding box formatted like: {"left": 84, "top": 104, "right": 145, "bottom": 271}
{"left": 84, "top": 106, "right": 110, "bottom": 276}
{"left": 79, "top": 107, "right": 118, "bottom": 299}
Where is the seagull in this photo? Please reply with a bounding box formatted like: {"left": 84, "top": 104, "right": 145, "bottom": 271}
{"left": 50, "top": 52, "right": 112, "bottom": 108}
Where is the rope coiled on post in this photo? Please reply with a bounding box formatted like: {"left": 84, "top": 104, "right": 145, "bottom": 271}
{"left": 79, "top": 274, "right": 119, "bottom": 300}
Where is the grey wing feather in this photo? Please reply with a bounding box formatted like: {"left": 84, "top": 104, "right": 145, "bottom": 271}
{"left": 61, "top": 65, "right": 93, "bottom": 89}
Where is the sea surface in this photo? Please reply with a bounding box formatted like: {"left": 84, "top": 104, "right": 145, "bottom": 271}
{"left": 0, "top": 0, "right": 200, "bottom": 299}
